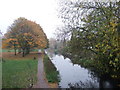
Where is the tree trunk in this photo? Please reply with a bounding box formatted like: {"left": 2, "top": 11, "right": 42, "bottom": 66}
{"left": 14, "top": 49, "right": 16, "bottom": 55}
{"left": 25, "top": 46, "right": 30, "bottom": 55}
{"left": 22, "top": 49, "right": 25, "bottom": 57}
{"left": 27, "top": 48, "right": 30, "bottom": 54}
{"left": 99, "top": 78, "right": 104, "bottom": 90}
{"left": 13, "top": 43, "right": 17, "bottom": 55}
{"left": 18, "top": 48, "right": 21, "bottom": 54}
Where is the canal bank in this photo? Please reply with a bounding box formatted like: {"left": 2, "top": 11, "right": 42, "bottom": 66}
{"left": 46, "top": 51, "right": 119, "bottom": 88}
{"left": 43, "top": 53, "right": 59, "bottom": 88}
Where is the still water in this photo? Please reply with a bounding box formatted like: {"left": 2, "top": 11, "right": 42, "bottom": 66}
{"left": 46, "top": 51, "right": 115, "bottom": 88}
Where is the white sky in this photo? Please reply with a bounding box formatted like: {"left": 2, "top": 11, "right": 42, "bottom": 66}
{"left": 0, "top": 0, "right": 63, "bottom": 39}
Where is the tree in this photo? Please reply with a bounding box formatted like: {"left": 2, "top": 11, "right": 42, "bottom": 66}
{"left": 4, "top": 17, "right": 48, "bottom": 57}
{"left": 58, "top": 0, "right": 120, "bottom": 78}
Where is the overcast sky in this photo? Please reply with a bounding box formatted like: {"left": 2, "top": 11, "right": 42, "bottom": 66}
{"left": 0, "top": 0, "right": 63, "bottom": 38}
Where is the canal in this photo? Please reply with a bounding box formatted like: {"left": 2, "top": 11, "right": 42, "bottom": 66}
{"left": 46, "top": 51, "right": 117, "bottom": 88}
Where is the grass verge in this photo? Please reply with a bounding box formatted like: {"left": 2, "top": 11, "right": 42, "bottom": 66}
{"left": 2, "top": 59, "right": 38, "bottom": 88}
{"left": 43, "top": 54, "right": 59, "bottom": 83}
{"left": 2, "top": 49, "right": 17, "bottom": 53}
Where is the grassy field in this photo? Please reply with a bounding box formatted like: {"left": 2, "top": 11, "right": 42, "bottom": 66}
{"left": 2, "top": 50, "right": 38, "bottom": 88}
{"left": 2, "top": 49, "right": 38, "bottom": 53}
{"left": 2, "top": 60, "right": 38, "bottom": 88}
{"left": 2, "top": 49, "right": 16, "bottom": 52}
{"left": 43, "top": 54, "right": 59, "bottom": 83}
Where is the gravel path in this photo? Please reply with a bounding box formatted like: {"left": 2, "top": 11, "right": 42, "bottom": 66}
{"left": 33, "top": 54, "right": 50, "bottom": 88}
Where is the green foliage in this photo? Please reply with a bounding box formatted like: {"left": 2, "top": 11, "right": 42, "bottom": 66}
{"left": 81, "top": 2, "right": 120, "bottom": 78}
{"left": 60, "top": 1, "right": 120, "bottom": 79}
{"left": 2, "top": 60, "right": 38, "bottom": 88}
{"left": 72, "top": 59, "right": 95, "bottom": 69}
{"left": 43, "top": 54, "right": 59, "bottom": 83}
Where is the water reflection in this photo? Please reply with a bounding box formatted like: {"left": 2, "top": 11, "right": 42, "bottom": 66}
{"left": 68, "top": 80, "right": 98, "bottom": 88}
{"left": 47, "top": 53, "right": 99, "bottom": 88}
{"left": 46, "top": 51, "right": 116, "bottom": 88}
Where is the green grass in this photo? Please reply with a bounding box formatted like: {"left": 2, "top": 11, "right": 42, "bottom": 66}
{"left": 2, "top": 49, "right": 16, "bottom": 52}
{"left": 2, "top": 60, "right": 38, "bottom": 88}
{"left": 31, "top": 49, "right": 38, "bottom": 52}
{"left": 43, "top": 54, "right": 59, "bottom": 83}
{"left": 2, "top": 49, "right": 38, "bottom": 53}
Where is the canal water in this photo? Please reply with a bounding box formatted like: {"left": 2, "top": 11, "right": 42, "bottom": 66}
{"left": 46, "top": 51, "right": 116, "bottom": 88}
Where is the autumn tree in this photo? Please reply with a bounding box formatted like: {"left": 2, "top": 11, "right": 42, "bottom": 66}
{"left": 58, "top": 0, "right": 120, "bottom": 78}
{"left": 4, "top": 17, "right": 48, "bottom": 57}
{"left": 80, "top": 1, "right": 120, "bottom": 78}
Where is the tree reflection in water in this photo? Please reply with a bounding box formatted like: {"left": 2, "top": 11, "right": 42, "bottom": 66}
{"left": 68, "top": 80, "right": 98, "bottom": 89}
